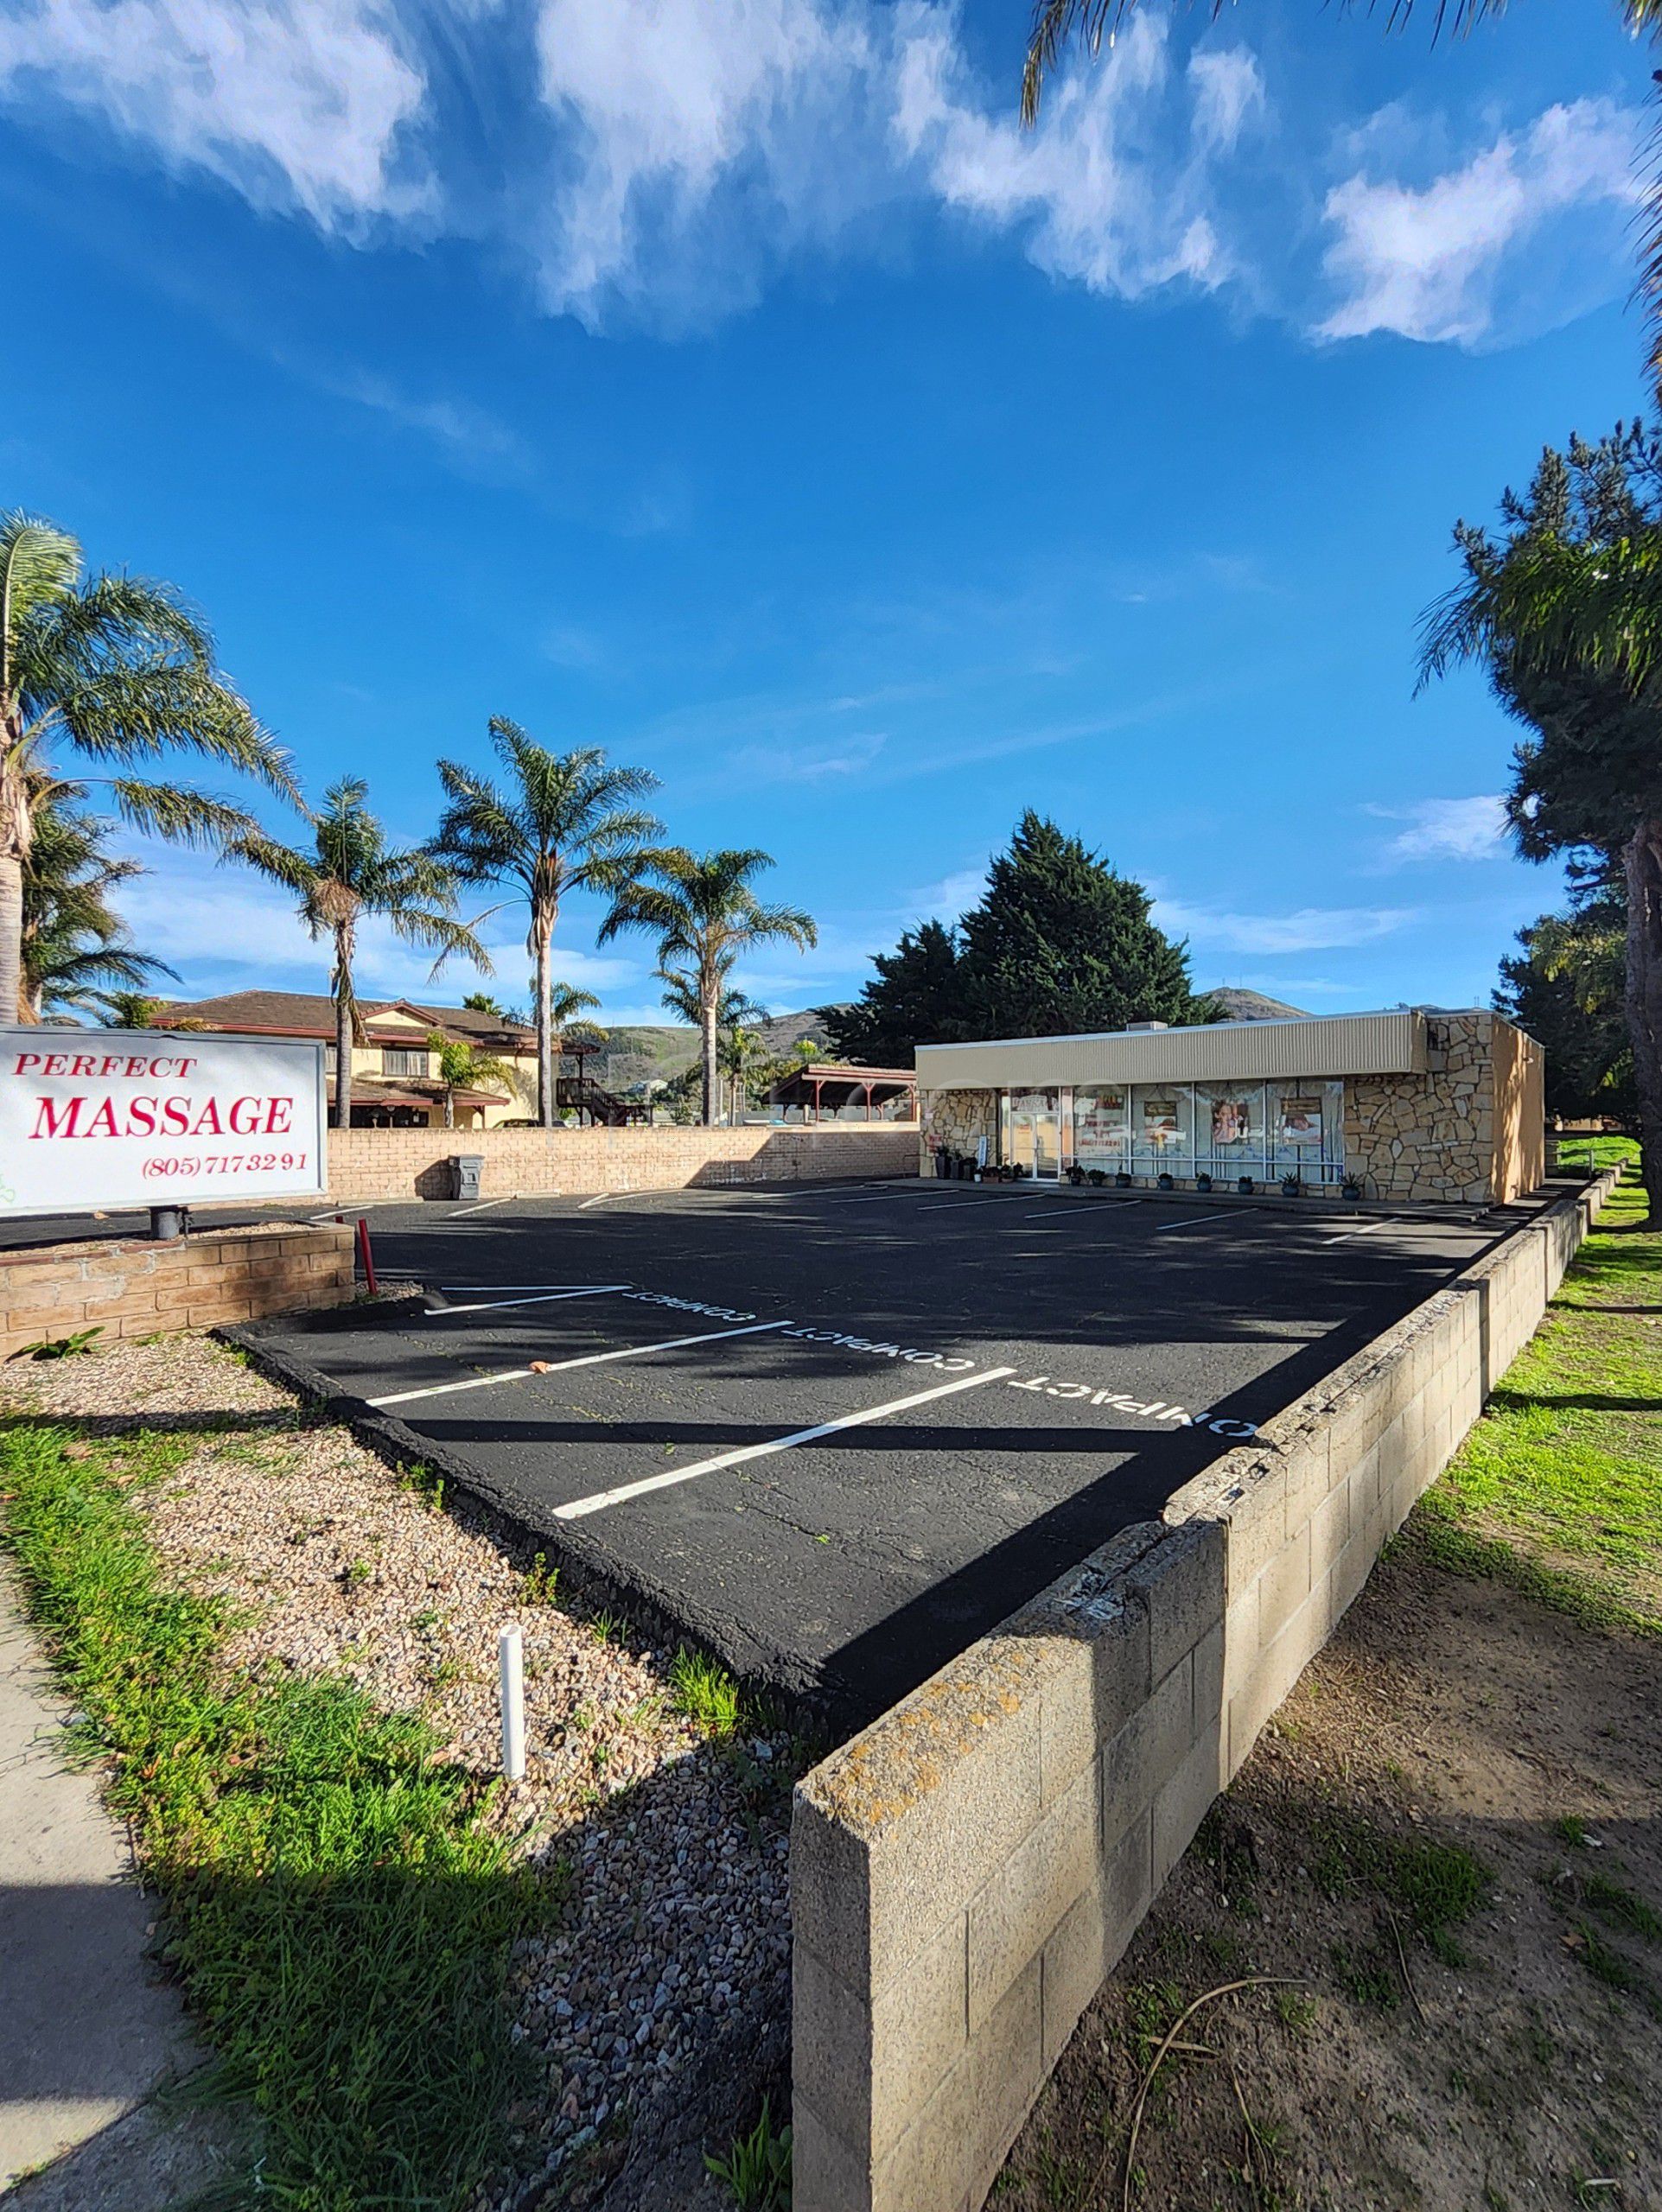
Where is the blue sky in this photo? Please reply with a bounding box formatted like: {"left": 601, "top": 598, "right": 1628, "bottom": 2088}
{"left": 0, "top": 0, "right": 1651, "bottom": 1026}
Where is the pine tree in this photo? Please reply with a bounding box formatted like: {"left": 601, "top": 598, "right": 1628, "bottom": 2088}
{"left": 1495, "top": 876, "right": 1632, "bottom": 1127}
{"left": 821, "top": 919, "right": 963, "bottom": 1063}
{"left": 956, "top": 812, "right": 1208, "bottom": 1038}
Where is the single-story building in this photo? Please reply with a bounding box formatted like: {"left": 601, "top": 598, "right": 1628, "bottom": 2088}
{"left": 154, "top": 991, "right": 538, "bottom": 1129}
{"left": 916, "top": 1007, "right": 1544, "bottom": 1206}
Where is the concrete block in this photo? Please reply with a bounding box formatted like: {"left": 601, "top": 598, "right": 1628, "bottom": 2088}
{"left": 1041, "top": 1880, "right": 1107, "bottom": 2068}
{"left": 800, "top": 1912, "right": 969, "bottom": 2162}
{"left": 968, "top": 1758, "right": 1097, "bottom": 2034}
{"left": 1191, "top": 1620, "right": 1224, "bottom": 1740}
{"left": 1124, "top": 1520, "right": 1225, "bottom": 1693}
{"left": 1101, "top": 1656, "right": 1192, "bottom": 1847}
{"left": 1102, "top": 1804, "right": 1156, "bottom": 1971}
{"left": 1222, "top": 1467, "right": 1288, "bottom": 1595}
{"left": 1253, "top": 1518, "right": 1312, "bottom": 1643}
{"left": 869, "top": 2031, "right": 977, "bottom": 2212}
{"left": 963, "top": 1956, "right": 1045, "bottom": 2212}
{"left": 1153, "top": 1731, "right": 1221, "bottom": 1887}
{"left": 1277, "top": 1423, "right": 1334, "bottom": 1534}
{"left": 793, "top": 2091, "right": 876, "bottom": 2212}
{"left": 1309, "top": 1471, "right": 1351, "bottom": 1581}
{"left": 1226, "top": 1598, "right": 1320, "bottom": 1777}
{"left": 1032, "top": 1592, "right": 1152, "bottom": 1808}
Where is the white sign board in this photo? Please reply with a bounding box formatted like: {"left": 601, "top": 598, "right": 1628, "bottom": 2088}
{"left": 0, "top": 1028, "right": 328, "bottom": 1217}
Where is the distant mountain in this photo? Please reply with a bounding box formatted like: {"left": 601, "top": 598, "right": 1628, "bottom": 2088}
{"left": 1204, "top": 988, "right": 1309, "bottom": 1022}
{"left": 593, "top": 1007, "right": 844, "bottom": 1093}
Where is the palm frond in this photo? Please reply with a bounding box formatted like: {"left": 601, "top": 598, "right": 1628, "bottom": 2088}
{"left": 0, "top": 512, "right": 80, "bottom": 697}
{"left": 107, "top": 780, "right": 264, "bottom": 849}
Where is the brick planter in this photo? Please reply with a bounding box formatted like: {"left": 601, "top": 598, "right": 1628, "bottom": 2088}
{"left": 0, "top": 1223, "right": 355, "bottom": 1361}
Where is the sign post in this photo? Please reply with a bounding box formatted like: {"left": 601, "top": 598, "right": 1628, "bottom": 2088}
{"left": 0, "top": 1029, "right": 328, "bottom": 1225}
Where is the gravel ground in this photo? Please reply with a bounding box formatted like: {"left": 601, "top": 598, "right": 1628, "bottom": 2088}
{"left": 8, "top": 1328, "right": 794, "bottom": 2208}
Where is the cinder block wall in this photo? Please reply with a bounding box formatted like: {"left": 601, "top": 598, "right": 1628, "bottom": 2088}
{"left": 322, "top": 1122, "right": 919, "bottom": 1203}
{"left": 791, "top": 1169, "right": 1617, "bottom": 2212}
{"left": 0, "top": 1224, "right": 355, "bottom": 1360}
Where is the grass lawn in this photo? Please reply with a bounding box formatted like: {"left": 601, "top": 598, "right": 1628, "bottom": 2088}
{"left": 0, "top": 1416, "right": 557, "bottom": 2212}
{"left": 1412, "top": 1143, "right": 1660, "bottom": 1634}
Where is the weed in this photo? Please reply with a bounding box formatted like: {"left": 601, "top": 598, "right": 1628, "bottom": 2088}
{"left": 1272, "top": 1989, "right": 1317, "bottom": 2036}
{"left": 588, "top": 1609, "right": 625, "bottom": 1645}
{"left": 398, "top": 1461, "right": 445, "bottom": 1512}
{"left": 1575, "top": 1922, "right": 1646, "bottom": 1999}
{"left": 0, "top": 1420, "right": 562, "bottom": 2212}
{"left": 342, "top": 1556, "right": 372, "bottom": 1586}
{"left": 1032, "top": 2139, "right": 1087, "bottom": 2207}
{"left": 1557, "top": 1815, "right": 1590, "bottom": 1848}
{"left": 1310, "top": 1811, "right": 1486, "bottom": 1964}
{"left": 1331, "top": 1938, "right": 1400, "bottom": 2009}
{"left": 704, "top": 2096, "right": 792, "bottom": 2209}
{"left": 411, "top": 1608, "right": 443, "bottom": 1630}
{"left": 1581, "top": 1873, "right": 1662, "bottom": 1943}
{"left": 13, "top": 1325, "right": 104, "bottom": 1362}
{"left": 523, "top": 1550, "right": 560, "bottom": 1605}
{"left": 670, "top": 1645, "right": 742, "bottom": 1735}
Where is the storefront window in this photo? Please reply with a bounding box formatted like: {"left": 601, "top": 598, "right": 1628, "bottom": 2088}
{"left": 1268, "top": 1079, "right": 1345, "bottom": 1179}
{"left": 1003, "top": 1089, "right": 1061, "bottom": 1177}
{"left": 1073, "top": 1084, "right": 1129, "bottom": 1167}
{"left": 1130, "top": 1085, "right": 1192, "bottom": 1174}
{"left": 1196, "top": 1083, "right": 1261, "bottom": 1176}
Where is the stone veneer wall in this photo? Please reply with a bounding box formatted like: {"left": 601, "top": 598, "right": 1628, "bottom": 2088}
{"left": 919, "top": 1089, "right": 997, "bottom": 1170}
{"left": 1346, "top": 1010, "right": 1540, "bottom": 1206}
{"left": 0, "top": 1222, "right": 355, "bottom": 1361}
{"left": 790, "top": 1168, "right": 1615, "bottom": 2212}
{"left": 322, "top": 1121, "right": 919, "bottom": 1203}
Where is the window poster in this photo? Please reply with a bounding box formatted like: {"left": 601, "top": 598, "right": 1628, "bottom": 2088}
{"left": 1075, "top": 1087, "right": 1127, "bottom": 1157}
{"left": 1278, "top": 1096, "right": 1323, "bottom": 1147}
{"left": 1210, "top": 1093, "right": 1252, "bottom": 1148}
{"left": 1142, "top": 1095, "right": 1182, "bottom": 1152}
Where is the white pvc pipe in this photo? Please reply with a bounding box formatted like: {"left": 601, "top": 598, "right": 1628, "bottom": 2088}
{"left": 499, "top": 1626, "right": 525, "bottom": 1783}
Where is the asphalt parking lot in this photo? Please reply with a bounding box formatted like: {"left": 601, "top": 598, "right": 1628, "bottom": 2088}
{"left": 220, "top": 1176, "right": 1539, "bottom": 1726}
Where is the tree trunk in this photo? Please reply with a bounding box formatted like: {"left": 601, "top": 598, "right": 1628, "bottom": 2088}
{"left": 443, "top": 1090, "right": 455, "bottom": 1130}
{"left": 0, "top": 851, "right": 22, "bottom": 1025}
{"left": 700, "top": 995, "right": 718, "bottom": 1128}
{"left": 333, "top": 927, "right": 355, "bottom": 1133}
{"left": 1624, "top": 817, "right": 1662, "bottom": 1226}
{"left": 534, "top": 912, "right": 554, "bottom": 1129}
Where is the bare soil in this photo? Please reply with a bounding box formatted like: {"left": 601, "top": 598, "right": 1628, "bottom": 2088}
{"left": 997, "top": 1529, "right": 1662, "bottom": 2212}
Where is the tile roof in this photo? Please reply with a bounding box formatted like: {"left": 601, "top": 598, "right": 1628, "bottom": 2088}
{"left": 158, "top": 990, "right": 534, "bottom": 1046}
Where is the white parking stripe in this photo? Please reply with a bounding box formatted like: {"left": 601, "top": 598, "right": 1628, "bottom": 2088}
{"left": 428, "top": 1284, "right": 631, "bottom": 1315}
{"left": 1153, "top": 1210, "right": 1235, "bottom": 1233}
{"left": 366, "top": 1319, "right": 789, "bottom": 1408}
{"left": 1321, "top": 1215, "right": 1399, "bottom": 1247}
{"left": 553, "top": 1363, "right": 1019, "bottom": 1520}
{"left": 914, "top": 1191, "right": 1054, "bottom": 1212}
{"left": 449, "top": 1196, "right": 513, "bottom": 1217}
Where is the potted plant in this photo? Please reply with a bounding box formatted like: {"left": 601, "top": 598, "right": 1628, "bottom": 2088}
{"left": 1067, "top": 1162, "right": 1086, "bottom": 1185}
{"left": 1237, "top": 1174, "right": 1255, "bottom": 1196}
{"left": 1341, "top": 1173, "right": 1363, "bottom": 1202}
{"left": 1087, "top": 1168, "right": 1107, "bottom": 1188}
{"left": 1194, "top": 1171, "right": 1213, "bottom": 1193}
{"left": 1280, "top": 1170, "right": 1302, "bottom": 1198}
{"left": 1115, "top": 1170, "right": 1133, "bottom": 1189}
{"left": 1157, "top": 1171, "right": 1175, "bottom": 1191}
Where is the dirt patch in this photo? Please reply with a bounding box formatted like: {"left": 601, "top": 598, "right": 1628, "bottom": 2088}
{"left": 997, "top": 1530, "right": 1662, "bottom": 2212}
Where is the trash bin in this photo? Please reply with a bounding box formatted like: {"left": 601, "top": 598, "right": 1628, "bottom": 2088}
{"left": 452, "top": 1154, "right": 484, "bottom": 1201}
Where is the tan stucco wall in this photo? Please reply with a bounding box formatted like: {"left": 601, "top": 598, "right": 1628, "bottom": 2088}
{"left": 1491, "top": 1016, "right": 1546, "bottom": 1204}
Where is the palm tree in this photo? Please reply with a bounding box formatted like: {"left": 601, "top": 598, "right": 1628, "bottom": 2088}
{"left": 547, "top": 980, "right": 602, "bottom": 1103}
{"left": 227, "top": 779, "right": 488, "bottom": 1131}
{"left": 427, "top": 1033, "right": 519, "bottom": 1130}
{"left": 18, "top": 777, "right": 177, "bottom": 1021}
{"left": 430, "top": 720, "right": 660, "bottom": 1128}
{"left": 659, "top": 969, "right": 768, "bottom": 1123}
{"left": 600, "top": 849, "right": 818, "bottom": 1126}
{"left": 0, "top": 511, "right": 294, "bottom": 1020}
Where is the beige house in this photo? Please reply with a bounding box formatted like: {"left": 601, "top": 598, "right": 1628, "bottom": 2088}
{"left": 917, "top": 1007, "right": 1544, "bottom": 1206}
{"left": 155, "top": 992, "right": 538, "bottom": 1129}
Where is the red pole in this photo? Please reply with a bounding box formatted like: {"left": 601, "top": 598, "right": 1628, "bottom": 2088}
{"left": 356, "top": 1215, "right": 379, "bottom": 1296}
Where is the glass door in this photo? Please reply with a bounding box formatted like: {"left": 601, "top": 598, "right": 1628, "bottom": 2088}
{"left": 1007, "top": 1090, "right": 1061, "bottom": 1179}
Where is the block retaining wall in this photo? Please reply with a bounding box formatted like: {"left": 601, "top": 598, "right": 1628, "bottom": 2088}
{"left": 0, "top": 1223, "right": 356, "bottom": 1361}
{"left": 791, "top": 1169, "right": 1618, "bottom": 2212}
{"left": 322, "top": 1122, "right": 920, "bottom": 1203}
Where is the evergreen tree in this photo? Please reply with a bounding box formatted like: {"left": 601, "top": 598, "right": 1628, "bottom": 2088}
{"left": 820, "top": 918, "right": 963, "bottom": 1063}
{"left": 956, "top": 812, "right": 1207, "bottom": 1037}
{"left": 1420, "top": 423, "right": 1662, "bottom": 1214}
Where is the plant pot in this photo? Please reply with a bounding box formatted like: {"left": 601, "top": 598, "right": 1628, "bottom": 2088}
{"left": 1115, "top": 1171, "right": 1133, "bottom": 1189}
{"left": 1281, "top": 1175, "right": 1301, "bottom": 1198}
{"left": 1157, "top": 1173, "right": 1175, "bottom": 1191}
{"left": 1237, "top": 1175, "right": 1255, "bottom": 1196}
{"left": 1342, "top": 1184, "right": 1361, "bottom": 1202}
{"left": 1194, "top": 1173, "right": 1213, "bottom": 1193}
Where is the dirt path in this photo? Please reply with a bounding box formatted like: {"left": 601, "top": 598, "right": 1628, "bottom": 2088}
{"left": 996, "top": 1529, "right": 1662, "bottom": 2212}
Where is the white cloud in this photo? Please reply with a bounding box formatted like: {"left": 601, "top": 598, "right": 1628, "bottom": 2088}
{"left": 1317, "top": 98, "right": 1637, "bottom": 346}
{"left": 0, "top": 0, "right": 427, "bottom": 224}
{"left": 1187, "top": 48, "right": 1264, "bottom": 155}
{"left": 725, "top": 733, "right": 887, "bottom": 785}
{"left": 1371, "top": 795, "right": 1507, "bottom": 863}
{"left": 894, "top": 11, "right": 1244, "bottom": 299}
{"left": 1156, "top": 899, "right": 1416, "bottom": 955}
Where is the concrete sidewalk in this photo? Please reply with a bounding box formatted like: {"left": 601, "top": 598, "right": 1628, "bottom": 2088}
{"left": 0, "top": 1567, "right": 231, "bottom": 2206}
